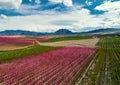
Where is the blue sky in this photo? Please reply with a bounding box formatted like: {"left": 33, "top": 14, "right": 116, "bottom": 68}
{"left": 0, "top": 0, "right": 120, "bottom": 32}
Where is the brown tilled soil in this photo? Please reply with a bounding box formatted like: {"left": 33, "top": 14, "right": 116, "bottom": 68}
{"left": 40, "top": 38, "right": 99, "bottom": 47}
{"left": 0, "top": 42, "right": 32, "bottom": 51}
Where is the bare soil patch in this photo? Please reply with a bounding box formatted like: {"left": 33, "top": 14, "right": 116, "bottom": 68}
{"left": 0, "top": 42, "right": 32, "bottom": 51}
{"left": 40, "top": 38, "right": 99, "bottom": 47}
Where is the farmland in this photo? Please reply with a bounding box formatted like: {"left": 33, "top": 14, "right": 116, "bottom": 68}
{"left": 0, "top": 35, "right": 120, "bottom": 85}
{"left": 0, "top": 45, "right": 61, "bottom": 63}
{"left": 40, "top": 38, "right": 99, "bottom": 47}
{"left": 40, "top": 35, "right": 90, "bottom": 42}
{"left": 75, "top": 36, "right": 120, "bottom": 85}
{"left": 0, "top": 36, "right": 34, "bottom": 51}
{"left": 0, "top": 36, "right": 50, "bottom": 51}
{"left": 0, "top": 47, "right": 97, "bottom": 85}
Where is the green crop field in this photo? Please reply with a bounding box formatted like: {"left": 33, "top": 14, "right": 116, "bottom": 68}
{"left": 41, "top": 36, "right": 90, "bottom": 42}
{"left": 96, "top": 37, "right": 120, "bottom": 85}
{"left": 74, "top": 36, "right": 120, "bottom": 85}
{"left": 0, "top": 45, "right": 61, "bottom": 63}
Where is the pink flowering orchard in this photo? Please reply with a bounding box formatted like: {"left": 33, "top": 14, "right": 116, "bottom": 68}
{"left": 0, "top": 37, "right": 34, "bottom": 44}
{"left": 0, "top": 47, "right": 97, "bottom": 85}
{"left": 37, "top": 37, "right": 49, "bottom": 41}
{"left": 0, "top": 37, "right": 49, "bottom": 44}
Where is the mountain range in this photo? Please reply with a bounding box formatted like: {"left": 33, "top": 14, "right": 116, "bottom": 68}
{"left": 0, "top": 28, "right": 120, "bottom": 36}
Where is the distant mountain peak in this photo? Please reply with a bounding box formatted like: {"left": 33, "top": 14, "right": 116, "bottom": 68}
{"left": 55, "top": 29, "right": 72, "bottom": 34}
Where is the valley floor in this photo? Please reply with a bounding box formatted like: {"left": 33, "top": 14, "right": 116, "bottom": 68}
{"left": 0, "top": 36, "right": 120, "bottom": 85}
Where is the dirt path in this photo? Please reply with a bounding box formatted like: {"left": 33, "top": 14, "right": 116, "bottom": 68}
{"left": 40, "top": 38, "right": 99, "bottom": 47}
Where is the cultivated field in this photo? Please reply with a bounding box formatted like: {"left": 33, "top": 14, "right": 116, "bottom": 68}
{"left": 0, "top": 42, "right": 32, "bottom": 51}
{"left": 40, "top": 38, "right": 99, "bottom": 47}
{"left": 75, "top": 36, "right": 120, "bottom": 85}
{"left": 0, "top": 35, "right": 120, "bottom": 85}
{"left": 0, "top": 47, "right": 97, "bottom": 85}
{"left": 0, "top": 36, "right": 34, "bottom": 51}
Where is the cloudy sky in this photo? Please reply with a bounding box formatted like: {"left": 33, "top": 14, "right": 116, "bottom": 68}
{"left": 0, "top": 0, "right": 120, "bottom": 32}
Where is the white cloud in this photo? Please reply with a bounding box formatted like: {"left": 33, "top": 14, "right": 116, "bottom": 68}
{"left": 49, "top": 0, "right": 62, "bottom": 3}
{"left": 16, "top": 5, "right": 40, "bottom": 15}
{"left": 29, "top": 0, "right": 41, "bottom": 4}
{"left": 35, "top": 0, "right": 41, "bottom": 4}
{"left": 49, "top": 0, "right": 73, "bottom": 6}
{"left": 95, "top": 1, "right": 120, "bottom": 11}
{"left": 95, "top": 1, "right": 120, "bottom": 28}
{"left": 0, "top": 14, "right": 8, "bottom": 19}
{"left": 0, "top": 1, "right": 120, "bottom": 32}
{"left": 85, "top": 0, "right": 93, "bottom": 6}
{"left": 63, "top": 0, "right": 73, "bottom": 6}
{"left": 0, "top": 8, "right": 104, "bottom": 32}
{"left": 0, "top": 0, "right": 22, "bottom": 9}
